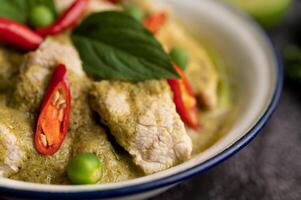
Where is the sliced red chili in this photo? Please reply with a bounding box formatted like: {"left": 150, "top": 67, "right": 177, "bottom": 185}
{"left": 36, "top": 0, "right": 90, "bottom": 37}
{"left": 0, "top": 17, "right": 43, "bottom": 51}
{"left": 35, "top": 64, "right": 71, "bottom": 156}
{"left": 144, "top": 15, "right": 199, "bottom": 129}
{"left": 144, "top": 12, "right": 167, "bottom": 33}
{"left": 167, "top": 64, "right": 200, "bottom": 130}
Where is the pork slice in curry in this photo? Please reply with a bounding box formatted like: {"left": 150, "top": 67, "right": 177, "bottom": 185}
{"left": 0, "top": 47, "right": 23, "bottom": 92}
{"left": 0, "top": 38, "right": 78, "bottom": 183}
{"left": 0, "top": 107, "right": 32, "bottom": 178}
{"left": 2, "top": 37, "right": 140, "bottom": 183}
{"left": 90, "top": 80, "right": 192, "bottom": 174}
{"left": 10, "top": 37, "right": 84, "bottom": 113}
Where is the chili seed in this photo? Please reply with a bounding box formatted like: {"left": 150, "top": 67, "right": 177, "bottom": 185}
{"left": 58, "top": 109, "right": 65, "bottom": 122}
{"left": 59, "top": 103, "right": 67, "bottom": 109}
{"left": 40, "top": 133, "right": 48, "bottom": 147}
{"left": 52, "top": 91, "right": 60, "bottom": 105}
{"left": 57, "top": 98, "right": 66, "bottom": 109}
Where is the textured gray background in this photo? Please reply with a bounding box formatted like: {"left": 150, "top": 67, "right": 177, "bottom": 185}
{"left": 151, "top": 1, "right": 301, "bottom": 200}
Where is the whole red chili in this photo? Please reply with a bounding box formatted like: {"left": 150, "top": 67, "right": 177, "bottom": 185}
{"left": 167, "top": 64, "right": 200, "bottom": 130}
{"left": 0, "top": 17, "right": 43, "bottom": 51}
{"left": 35, "top": 64, "right": 71, "bottom": 156}
{"left": 37, "top": 0, "right": 90, "bottom": 37}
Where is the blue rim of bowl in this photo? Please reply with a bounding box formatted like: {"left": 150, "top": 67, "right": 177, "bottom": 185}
{"left": 0, "top": 4, "right": 283, "bottom": 200}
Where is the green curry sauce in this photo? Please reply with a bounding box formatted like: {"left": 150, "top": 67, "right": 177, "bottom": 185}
{"left": 0, "top": 33, "right": 232, "bottom": 184}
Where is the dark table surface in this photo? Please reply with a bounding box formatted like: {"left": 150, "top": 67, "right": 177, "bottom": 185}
{"left": 151, "top": 1, "right": 301, "bottom": 200}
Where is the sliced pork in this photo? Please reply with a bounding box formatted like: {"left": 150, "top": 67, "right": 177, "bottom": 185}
{"left": 90, "top": 80, "right": 192, "bottom": 174}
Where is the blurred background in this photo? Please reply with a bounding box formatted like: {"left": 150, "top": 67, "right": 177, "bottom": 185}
{"left": 151, "top": 0, "right": 301, "bottom": 199}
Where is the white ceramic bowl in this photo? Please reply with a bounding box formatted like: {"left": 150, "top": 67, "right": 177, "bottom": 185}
{"left": 0, "top": 0, "right": 282, "bottom": 199}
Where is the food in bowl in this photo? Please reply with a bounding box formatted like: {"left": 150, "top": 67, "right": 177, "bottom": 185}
{"left": 0, "top": 0, "right": 232, "bottom": 185}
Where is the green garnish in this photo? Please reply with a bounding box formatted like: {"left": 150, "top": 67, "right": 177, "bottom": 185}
{"left": 29, "top": 5, "right": 54, "bottom": 28}
{"left": 71, "top": 11, "right": 178, "bottom": 81}
{"left": 67, "top": 153, "right": 103, "bottom": 185}
{"left": 125, "top": 4, "right": 145, "bottom": 22}
{"left": 169, "top": 48, "right": 189, "bottom": 70}
{"left": 0, "top": 0, "right": 56, "bottom": 25}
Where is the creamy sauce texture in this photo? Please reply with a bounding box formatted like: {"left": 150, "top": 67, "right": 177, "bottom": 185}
{"left": 0, "top": 0, "right": 234, "bottom": 184}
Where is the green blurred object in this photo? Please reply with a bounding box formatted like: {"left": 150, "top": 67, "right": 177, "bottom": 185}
{"left": 284, "top": 46, "right": 301, "bottom": 82}
{"left": 124, "top": 4, "right": 145, "bottom": 22}
{"left": 29, "top": 5, "right": 54, "bottom": 28}
{"left": 225, "top": 0, "right": 292, "bottom": 27}
{"left": 67, "top": 153, "right": 103, "bottom": 185}
{"left": 169, "top": 48, "right": 189, "bottom": 70}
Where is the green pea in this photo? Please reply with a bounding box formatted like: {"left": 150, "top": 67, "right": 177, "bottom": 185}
{"left": 125, "top": 4, "right": 145, "bottom": 22}
{"left": 170, "top": 48, "right": 189, "bottom": 70}
{"left": 29, "top": 5, "right": 54, "bottom": 28}
{"left": 67, "top": 153, "right": 103, "bottom": 185}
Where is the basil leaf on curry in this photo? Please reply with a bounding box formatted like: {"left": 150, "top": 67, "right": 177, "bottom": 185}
{"left": 71, "top": 11, "right": 179, "bottom": 81}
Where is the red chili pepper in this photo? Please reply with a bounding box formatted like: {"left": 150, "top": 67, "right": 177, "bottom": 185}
{"left": 144, "top": 16, "right": 199, "bottom": 129}
{"left": 167, "top": 64, "right": 200, "bottom": 130}
{"left": 0, "top": 17, "right": 43, "bottom": 51}
{"left": 106, "top": 0, "right": 120, "bottom": 4}
{"left": 144, "top": 12, "right": 167, "bottom": 33}
{"left": 36, "top": 0, "right": 90, "bottom": 37}
{"left": 35, "top": 64, "right": 71, "bottom": 156}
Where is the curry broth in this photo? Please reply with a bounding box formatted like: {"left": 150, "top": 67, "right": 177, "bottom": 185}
{"left": 0, "top": 0, "right": 234, "bottom": 184}
{"left": 0, "top": 39, "right": 233, "bottom": 183}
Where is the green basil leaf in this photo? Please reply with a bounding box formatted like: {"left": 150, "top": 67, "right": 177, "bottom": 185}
{"left": 71, "top": 11, "right": 179, "bottom": 81}
{"left": 0, "top": 0, "right": 57, "bottom": 24}
{"left": 0, "top": 0, "right": 27, "bottom": 23}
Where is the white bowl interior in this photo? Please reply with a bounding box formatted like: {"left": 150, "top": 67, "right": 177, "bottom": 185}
{"left": 0, "top": 0, "right": 278, "bottom": 193}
